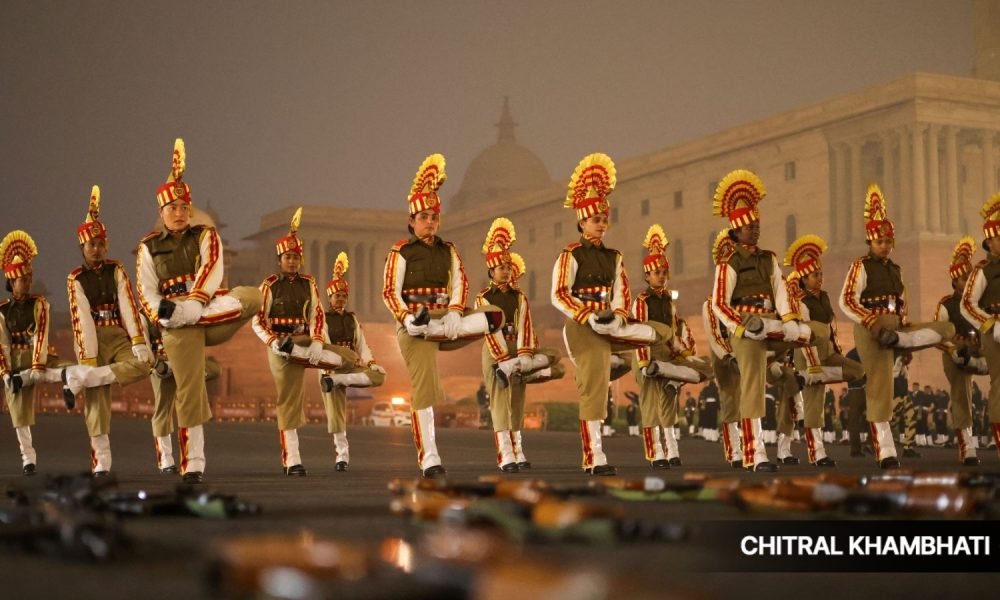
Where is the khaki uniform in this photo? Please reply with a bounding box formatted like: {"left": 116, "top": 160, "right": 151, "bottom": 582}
{"left": 958, "top": 254, "right": 1000, "bottom": 450}
{"left": 0, "top": 297, "right": 58, "bottom": 428}
{"left": 320, "top": 309, "right": 384, "bottom": 434}
{"left": 935, "top": 294, "right": 978, "bottom": 432}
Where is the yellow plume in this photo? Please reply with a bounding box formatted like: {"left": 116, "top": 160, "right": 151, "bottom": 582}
{"left": 713, "top": 169, "right": 766, "bottom": 218}
{"left": 565, "top": 153, "right": 616, "bottom": 208}
{"left": 643, "top": 224, "right": 669, "bottom": 254}
{"left": 290, "top": 207, "right": 302, "bottom": 235}
{"left": 482, "top": 217, "right": 516, "bottom": 254}
{"left": 332, "top": 251, "right": 349, "bottom": 279}
{"left": 410, "top": 153, "right": 447, "bottom": 196}
{"left": 87, "top": 185, "right": 101, "bottom": 223}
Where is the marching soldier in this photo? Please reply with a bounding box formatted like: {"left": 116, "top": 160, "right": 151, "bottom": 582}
{"left": 551, "top": 153, "right": 669, "bottom": 476}
{"left": 959, "top": 191, "right": 1000, "bottom": 457}
{"left": 136, "top": 138, "right": 263, "bottom": 483}
{"left": 0, "top": 230, "right": 66, "bottom": 474}
{"left": 631, "top": 225, "right": 710, "bottom": 468}
{"left": 935, "top": 237, "right": 986, "bottom": 466}
{"left": 711, "top": 169, "right": 810, "bottom": 472}
{"left": 253, "top": 209, "right": 359, "bottom": 476}
{"left": 839, "top": 183, "right": 954, "bottom": 468}
{"left": 319, "top": 251, "right": 387, "bottom": 472}
{"left": 784, "top": 235, "right": 864, "bottom": 467}
{"left": 66, "top": 186, "right": 154, "bottom": 475}
{"left": 382, "top": 154, "right": 506, "bottom": 478}
{"left": 476, "top": 219, "right": 563, "bottom": 472}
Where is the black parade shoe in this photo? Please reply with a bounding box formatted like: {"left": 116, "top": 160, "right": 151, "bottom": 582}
{"left": 516, "top": 461, "right": 531, "bottom": 470}
{"left": 284, "top": 464, "right": 308, "bottom": 477}
{"left": 320, "top": 375, "right": 335, "bottom": 393}
{"left": 61, "top": 369, "right": 76, "bottom": 411}
{"left": 751, "top": 462, "right": 778, "bottom": 473}
{"left": 160, "top": 465, "right": 178, "bottom": 474}
{"left": 499, "top": 462, "right": 520, "bottom": 473}
{"left": 92, "top": 470, "right": 110, "bottom": 478}
{"left": 962, "top": 456, "right": 982, "bottom": 467}
{"left": 902, "top": 448, "right": 921, "bottom": 458}
{"left": 730, "top": 459, "right": 743, "bottom": 468}
{"left": 422, "top": 465, "right": 447, "bottom": 479}
{"left": 878, "top": 457, "right": 901, "bottom": 469}
{"left": 492, "top": 363, "right": 510, "bottom": 389}
{"left": 779, "top": 456, "right": 800, "bottom": 465}
{"left": 586, "top": 464, "right": 617, "bottom": 476}
{"left": 335, "top": 461, "right": 348, "bottom": 472}
{"left": 278, "top": 337, "right": 295, "bottom": 355}
{"left": 412, "top": 306, "right": 431, "bottom": 326}
{"left": 10, "top": 372, "right": 23, "bottom": 394}
{"left": 182, "top": 471, "right": 204, "bottom": 484}
{"left": 668, "top": 457, "right": 683, "bottom": 467}
{"left": 157, "top": 299, "right": 176, "bottom": 321}
{"left": 22, "top": 463, "right": 37, "bottom": 476}
{"left": 651, "top": 459, "right": 670, "bottom": 470}
{"left": 814, "top": 457, "right": 837, "bottom": 468}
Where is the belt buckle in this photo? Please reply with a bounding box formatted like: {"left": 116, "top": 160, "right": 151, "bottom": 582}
{"left": 887, "top": 298, "right": 897, "bottom": 312}
{"left": 762, "top": 298, "right": 773, "bottom": 311}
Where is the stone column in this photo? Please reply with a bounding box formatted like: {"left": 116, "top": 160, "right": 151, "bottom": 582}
{"left": 848, "top": 139, "right": 864, "bottom": 243}
{"left": 984, "top": 130, "right": 997, "bottom": 199}
{"left": 899, "top": 126, "right": 913, "bottom": 231}
{"left": 944, "top": 126, "right": 961, "bottom": 235}
{"left": 829, "top": 144, "right": 842, "bottom": 244}
{"left": 880, "top": 130, "right": 896, "bottom": 202}
{"left": 911, "top": 124, "right": 928, "bottom": 233}
{"left": 927, "top": 125, "right": 941, "bottom": 234}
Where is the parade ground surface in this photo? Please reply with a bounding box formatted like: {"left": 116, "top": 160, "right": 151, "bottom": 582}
{"left": 2, "top": 414, "right": 998, "bottom": 599}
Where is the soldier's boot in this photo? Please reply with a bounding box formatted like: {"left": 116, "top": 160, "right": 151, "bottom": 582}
{"left": 777, "top": 433, "right": 798, "bottom": 464}
{"left": 412, "top": 407, "right": 445, "bottom": 478}
{"left": 154, "top": 434, "right": 176, "bottom": 473}
{"left": 280, "top": 429, "right": 306, "bottom": 476}
{"left": 424, "top": 311, "right": 504, "bottom": 339}
{"left": 642, "top": 360, "right": 703, "bottom": 383}
{"left": 494, "top": 430, "right": 519, "bottom": 473}
{"left": 287, "top": 344, "right": 343, "bottom": 370}
{"left": 882, "top": 327, "right": 944, "bottom": 350}
{"left": 956, "top": 427, "right": 979, "bottom": 466}
{"left": 179, "top": 425, "right": 206, "bottom": 482}
{"left": 663, "top": 425, "right": 682, "bottom": 467}
{"left": 741, "top": 418, "right": 777, "bottom": 472}
{"left": 643, "top": 426, "right": 668, "bottom": 469}
{"left": 580, "top": 420, "right": 616, "bottom": 476}
{"left": 329, "top": 372, "right": 375, "bottom": 387}
{"left": 90, "top": 434, "right": 112, "bottom": 475}
{"left": 333, "top": 431, "right": 349, "bottom": 471}
{"left": 722, "top": 421, "right": 743, "bottom": 467}
{"left": 16, "top": 426, "right": 37, "bottom": 474}
{"left": 869, "top": 421, "right": 899, "bottom": 468}
{"left": 510, "top": 431, "right": 530, "bottom": 469}
{"left": 806, "top": 427, "right": 835, "bottom": 466}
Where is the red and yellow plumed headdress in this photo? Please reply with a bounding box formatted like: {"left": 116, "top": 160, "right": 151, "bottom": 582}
{"left": 327, "top": 251, "right": 349, "bottom": 297}
{"left": 1, "top": 230, "right": 38, "bottom": 280}
{"left": 711, "top": 228, "right": 736, "bottom": 266}
{"left": 948, "top": 236, "right": 976, "bottom": 281}
{"left": 713, "top": 169, "right": 765, "bottom": 229}
{"left": 785, "top": 270, "right": 806, "bottom": 299}
{"left": 482, "top": 217, "right": 516, "bottom": 269}
{"left": 275, "top": 207, "right": 304, "bottom": 256}
{"left": 155, "top": 138, "right": 192, "bottom": 208}
{"left": 564, "top": 153, "right": 616, "bottom": 221}
{"left": 77, "top": 185, "right": 107, "bottom": 244}
{"left": 642, "top": 224, "right": 670, "bottom": 273}
{"left": 784, "top": 234, "right": 828, "bottom": 278}
{"left": 979, "top": 191, "right": 1000, "bottom": 241}
{"left": 509, "top": 252, "right": 526, "bottom": 287}
{"left": 408, "top": 153, "right": 447, "bottom": 215}
{"left": 864, "top": 183, "right": 894, "bottom": 241}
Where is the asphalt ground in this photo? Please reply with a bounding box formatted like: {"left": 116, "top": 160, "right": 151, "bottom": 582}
{"left": 2, "top": 414, "right": 998, "bottom": 599}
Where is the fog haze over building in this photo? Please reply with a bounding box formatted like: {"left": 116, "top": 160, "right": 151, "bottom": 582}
{"left": 1, "top": 0, "right": 978, "bottom": 308}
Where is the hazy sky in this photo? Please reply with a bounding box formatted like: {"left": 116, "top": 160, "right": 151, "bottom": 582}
{"left": 1, "top": 0, "right": 974, "bottom": 308}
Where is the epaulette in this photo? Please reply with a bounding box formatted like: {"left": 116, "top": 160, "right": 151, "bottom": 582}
{"left": 104, "top": 258, "right": 123, "bottom": 268}
{"left": 976, "top": 258, "right": 989, "bottom": 268}
{"left": 564, "top": 242, "right": 583, "bottom": 252}
{"left": 477, "top": 286, "right": 491, "bottom": 297}
{"left": 140, "top": 230, "right": 161, "bottom": 243}
{"left": 938, "top": 294, "right": 953, "bottom": 306}
{"left": 0, "top": 298, "right": 10, "bottom": 309}
{"left": 67, "top": 266, "right": 85, "bottom": 280}
{"left": 299, "top": 274, "right": 316, "bottom": 283}
{"left": 390, "top": 239, "right": 409, "bottom": 252}
{"left": 262, "top": 274, "right": 280, "bottom": 285}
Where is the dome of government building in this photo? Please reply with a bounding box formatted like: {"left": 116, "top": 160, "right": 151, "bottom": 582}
{"left": 448, "top": 98, "right": 551, "bottom": 213}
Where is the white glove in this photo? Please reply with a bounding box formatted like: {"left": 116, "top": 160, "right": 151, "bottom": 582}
{"left": 162, "top": 299, "right": 203, "bottom": 328}
{"left": 371, "top": 364, "right": 387, "bottom": 375}
{"left": 132, "top": 344, "right": 153, "bottom": 364}
{"left": 518, "top": 354, "right": 533, "bottom": 373}
{"left": 306, "top": 340, "right": 324, "bottom": 365}
{"left": 441, "top": 311, "right": 462, "bottom": 340}
{"left": 2, "top": 373, "right": 11, "bottom": 396}
{"left": 403, "top": 314, "right": 428, "bottom": 337}
{"left": 588, "top": 313, "right": 620, "bottom": 336}
{"left": 270, "top": 340, "right": 290, "bottom": 358}
{"left": 27, "top": 369, "right": 46, "bottom": 385}
{"left": 781, "top": 320, "right": 800, "bottom": 342}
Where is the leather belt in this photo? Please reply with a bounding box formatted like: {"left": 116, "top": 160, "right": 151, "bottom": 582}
{"left": 861, "top": 295, "right": 902, "bottom": 312}
{"left": 161, "top": 282, "right": 189, "bottom": 297}
{"left": 733, "top": 295, "right": 773, "bottom": 310}
{"left": 572, "top": 291, "right": 609, "bottom": 303}
{"left": 402, "top": 292, "right": 450, "bottom": 305}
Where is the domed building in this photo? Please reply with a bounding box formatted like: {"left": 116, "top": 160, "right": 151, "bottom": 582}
{"left": 448, "top": 98, "right": 551, "bottom": 214}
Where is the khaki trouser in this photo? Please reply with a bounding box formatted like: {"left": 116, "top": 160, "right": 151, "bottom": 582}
{"left": 728, "top": 311, "right": 798, "bottom": 420}
{"left": 161, "top": 286, "right": 261, "bottom": 428}
{"left": 268, "top": 335, "right": 359, "bottom": 431}
{"left": 396, "top": 306, "right": 502, "bottom": 411}
{"left": 632, "top": 344, "right": 671, "bottom": 428}
{"left": 853, "top": 315, "right": 953, "bottom": 422}
{"left": 83, "top": 327, "right": 153, "bottom": 436}
{"left": 977, "top": 327, "right": 1000, "bottom": 424}
{"left": 5, "top": 350, "right": 68, "bottom": 428}
{"left": 150, "top": 358, "right": 222, "bottom": 437}
{"left": 564, "top": 318, "right": 671, "bottom": 422}
{"left": 320, "top": 365, "right": 385, "bottom": 433}
{"left": 771, "top": 364, "right": 801, "bottom": 434}
{"left": 793, "top": 321, "right": 863, "bottom": 429}
{"left": 711, "top": 353, "right": 741, "bottom": 424}
{"left": 480, "top": 343, "right": 527, "bottom": 432}
{"left": 941, "top": 349, "right": 974, "bottom": 430}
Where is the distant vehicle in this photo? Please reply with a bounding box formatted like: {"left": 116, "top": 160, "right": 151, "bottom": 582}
{"left": 368, "top": 401, "right": 411, "bottom": 427}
